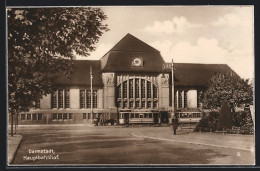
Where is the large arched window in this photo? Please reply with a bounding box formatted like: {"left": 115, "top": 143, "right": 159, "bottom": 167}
{"left": 116, "top": 78, "right": 158, "bottom": 109}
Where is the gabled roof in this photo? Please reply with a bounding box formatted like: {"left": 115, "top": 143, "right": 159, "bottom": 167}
{"left": 109, "top": 33, "right": 159, "bottom": 52}
{"left": 101, "top": 33, "right": 165, "bottom": 72}
{"left": 49, "top": 60, "right": 103, "bottom": 87}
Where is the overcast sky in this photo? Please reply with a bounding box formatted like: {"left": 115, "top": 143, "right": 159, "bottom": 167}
{"left": 76, "top": 6, "right": 254, "bottom": 80}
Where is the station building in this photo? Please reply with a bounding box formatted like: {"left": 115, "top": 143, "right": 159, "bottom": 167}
{"left": 18, "top": 34, "right": 234, "bottom": 125}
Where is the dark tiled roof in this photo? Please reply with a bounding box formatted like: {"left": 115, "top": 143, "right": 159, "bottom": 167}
{"left": 171, "top": 63, "right": 233, "bottom": 87}
{"left": 101, "top": 51, "right": 165, "bottom": 72}
{"left": 101, "top": 33, "right": 165, "bottom": 72}
{"left": 50, "top": 60, "right": 103, "bottom": 87}
{"left": 109, "top": 33, "right": 159, "bottom": 52}
{"left": 50, "top": 60, "right": 234, "bottom": 88}
{"left": 50, "top": 34, "right": 235, "bottom": 88}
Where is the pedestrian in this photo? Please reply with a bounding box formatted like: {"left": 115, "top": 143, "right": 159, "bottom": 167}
{"left": 172, "top": 116, "right": 179, "bottom": 135}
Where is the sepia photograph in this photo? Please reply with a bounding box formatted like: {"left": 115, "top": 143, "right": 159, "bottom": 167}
{"left": 7, "top": 6, "right": 255, "bottom": 166}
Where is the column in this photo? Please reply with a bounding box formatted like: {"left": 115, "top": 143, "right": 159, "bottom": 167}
{"left": 176, "top": 90, "right": 179, "bottom": 110}
{"left": 102, "top": 73, "right": 116, "bottom": 109}
{"left": 145, "top": 76, "right": 147, "bottom": 108}
{"left": 151, "top": 82, "right": 154, "bottom": 108}
{"left": 182, "top": 91, "right": 184, "bottom": 109}
{"left": 127, "top": 77, "right": 129, "bottom": 108}
{"left": 70, "top": 89, "right": 80, "bottom": 109}
{"left": 133, "top": 77, "right": 135, "bottom": 108}
{"left": 63, "top": 90, "right": 65, "bottom": 109}
{"left": 121, "top": 76, "right": 123, "bottom": 108}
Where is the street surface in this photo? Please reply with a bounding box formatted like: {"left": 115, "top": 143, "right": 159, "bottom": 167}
{"left": 11, "top": 125, "right": 254, "bottom": 165}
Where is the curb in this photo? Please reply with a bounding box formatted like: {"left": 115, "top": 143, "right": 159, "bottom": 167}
{"left": 8, "top": 135, "right": 23, "bottom": 165}
{"left": 131, "top": 133, "right": 254, "bottom": 152}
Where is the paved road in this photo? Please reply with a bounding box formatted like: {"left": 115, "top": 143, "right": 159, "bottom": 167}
{"left": 12, "top": 126, "right": 254, "bottom": 165}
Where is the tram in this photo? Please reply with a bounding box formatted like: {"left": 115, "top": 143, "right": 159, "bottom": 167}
{"left": 119, "top": 112, "right": 161, "bottom": 124}
{"left": 118, "top": 111, "right": 202, "bottom": 124}
{"left": 175, "top": 112, "right": 202, "bottom": 123}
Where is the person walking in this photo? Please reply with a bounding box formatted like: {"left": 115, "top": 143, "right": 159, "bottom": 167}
{"left": 172, "top": 116, "right": 179, "bottom": 135}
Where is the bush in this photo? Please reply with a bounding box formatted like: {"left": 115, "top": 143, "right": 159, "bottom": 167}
{"left": 217, "top": 100, "right": 233, "bottom": 131}
{"left": 240, "top": 108, "right": 254, "bottom": 135}
{"left": 194, "top": 111, "right": 219, "bottom": 132}
{"left": 231, "top": 109, "right": 254, "bottom": 135}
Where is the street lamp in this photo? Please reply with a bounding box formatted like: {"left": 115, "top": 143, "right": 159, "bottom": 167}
{"left": 90, "top": 65, "right": 93, "bottom": 124}
{"left": 171, "top": 59, "right": 175, "bottom": 122}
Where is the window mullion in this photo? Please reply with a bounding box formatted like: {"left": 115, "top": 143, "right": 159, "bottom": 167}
{"left": 56, "top": 90, "right": 58, "bottom": 108}
{"left": 63, "top": 90, "right": 65, "bottom": 109}
{"left": 85, "top": 90, "right": 87, "bottom": 108}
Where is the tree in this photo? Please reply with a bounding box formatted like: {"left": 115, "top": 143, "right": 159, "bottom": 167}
{"left": 8, "top": 8, "right": 109, "bottom": 135}
{"left": 194, "top": 111, "right": 219, "bottom": 132}
{"left": 217, "top": 100, "right": 233, "bottom": 131}
{"left": 202, "top": 72, "right": 253, "bottom": 111}
{"left": 201, "top": 72, "right": 253, "bottom": 134}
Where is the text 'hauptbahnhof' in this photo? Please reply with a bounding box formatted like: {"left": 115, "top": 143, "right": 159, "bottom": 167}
{"left": 17, "top": 34, "right": 234, "bottom": 125}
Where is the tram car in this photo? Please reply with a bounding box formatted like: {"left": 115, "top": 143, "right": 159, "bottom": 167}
{"left": 119, "top": 112, "right": 160, "bottom": 124}
{"left": 118, "top": 111, "right": 202, "bottom": 124}
{"left": 175, "top": 112, "right": 202, "bottom": 123}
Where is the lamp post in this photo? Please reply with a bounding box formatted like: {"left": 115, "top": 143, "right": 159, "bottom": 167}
{"left": 90, "top": 66, "right": 93, "bottom": 124}
{"left": 171, "top": 59, "right": 175, "bottom": 122}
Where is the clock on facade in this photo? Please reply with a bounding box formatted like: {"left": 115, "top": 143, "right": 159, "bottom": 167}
{"left": 132, "top": 57, "right": 143, "bottom": 67}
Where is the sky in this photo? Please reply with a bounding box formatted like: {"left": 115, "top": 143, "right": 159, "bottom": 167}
{"left": 76, "top": 6, "right": 254, "bottom": 81}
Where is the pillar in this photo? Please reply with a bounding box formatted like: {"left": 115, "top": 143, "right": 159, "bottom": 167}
{"left": 102, "top": 73, "right": 116, "bottom": 109}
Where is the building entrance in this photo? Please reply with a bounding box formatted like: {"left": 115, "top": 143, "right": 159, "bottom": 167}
{"left": 160, "top": 111, "right": 169, "bottom": 124}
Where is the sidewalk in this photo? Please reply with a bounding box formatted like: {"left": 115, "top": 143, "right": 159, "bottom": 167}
{"left": 8, "top": 134, "right": 22, "bottom": 165}
{"left": 131, "top": 127, "right": 255, "bottom": 152}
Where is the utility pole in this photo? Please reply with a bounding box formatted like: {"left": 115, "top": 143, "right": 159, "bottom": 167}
{"left": 90, "top": 66, "right": 93, "bottom": 123}
{"left": 171, "top": 59, "right": 175, "bottom": 121}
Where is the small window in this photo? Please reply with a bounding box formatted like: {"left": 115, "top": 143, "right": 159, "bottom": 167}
{"left": 53, "top": 113, "right": 57, "bottom": 120}
{"left": 38, "top": 113, "right": 43, "bottom": 120}
{"left": 123, "top": 101, "right": 127, "bottom": 108}
{"left": 135, "top": 113, "right": 139, "bottom": 118}
{"left": 135, "top": 101, "right": 140, "bottom": 108}
{"left": 32, "top": 114, "right": 37, "bottom": 120}
{"left": 147, "top": 101, "right": 152, "bottom": 108}
{"left": 193, "top": 113, "right": 197, "bottom": 118}
{"left": 144, "top": 113, "right": 148, "bottom": 118}
{"left": 189, "top": 113, "right": 193, "bottom": 118}
{"left": 65, "top": 90, "right": 70, "bottom": 108}
{"left": 153, "top": 101, "right": 157, "bottom": 108}
{"left": 63, "top": 113, "right": 68, "bottom": 120}
{"left": 197, "top": 113, "right": 201, "bottom": 118}
{"left": 129, "top": 101, "right": 134, "bottom": 108}
{"left": 58, "top": 113, "right": 63, "bottom": 120}
{"left": 69, "top": 113, "right": 73, "bottom": 120}
{"left": 131, "top": 113, "right": 134, "bottom": 118}
{"left": 140, "top": 114, "right": 144, "bottom": 118}
{"left": 21, "top": 114, "right": 26, "bottom": 120}
{"left": 83, "top": 113, "right": 87, "bottom": 119}
{"left": 27, "top": 114, "right": 31, "bottom": 120}
{"left": 141, "top": 101, "right": 145, "bottom": 108}
{"left": 149, "top": 113, "right": 153, "bottom": 118}
{"left": 87, "top": 113, "right": 91, "bottom": 119}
